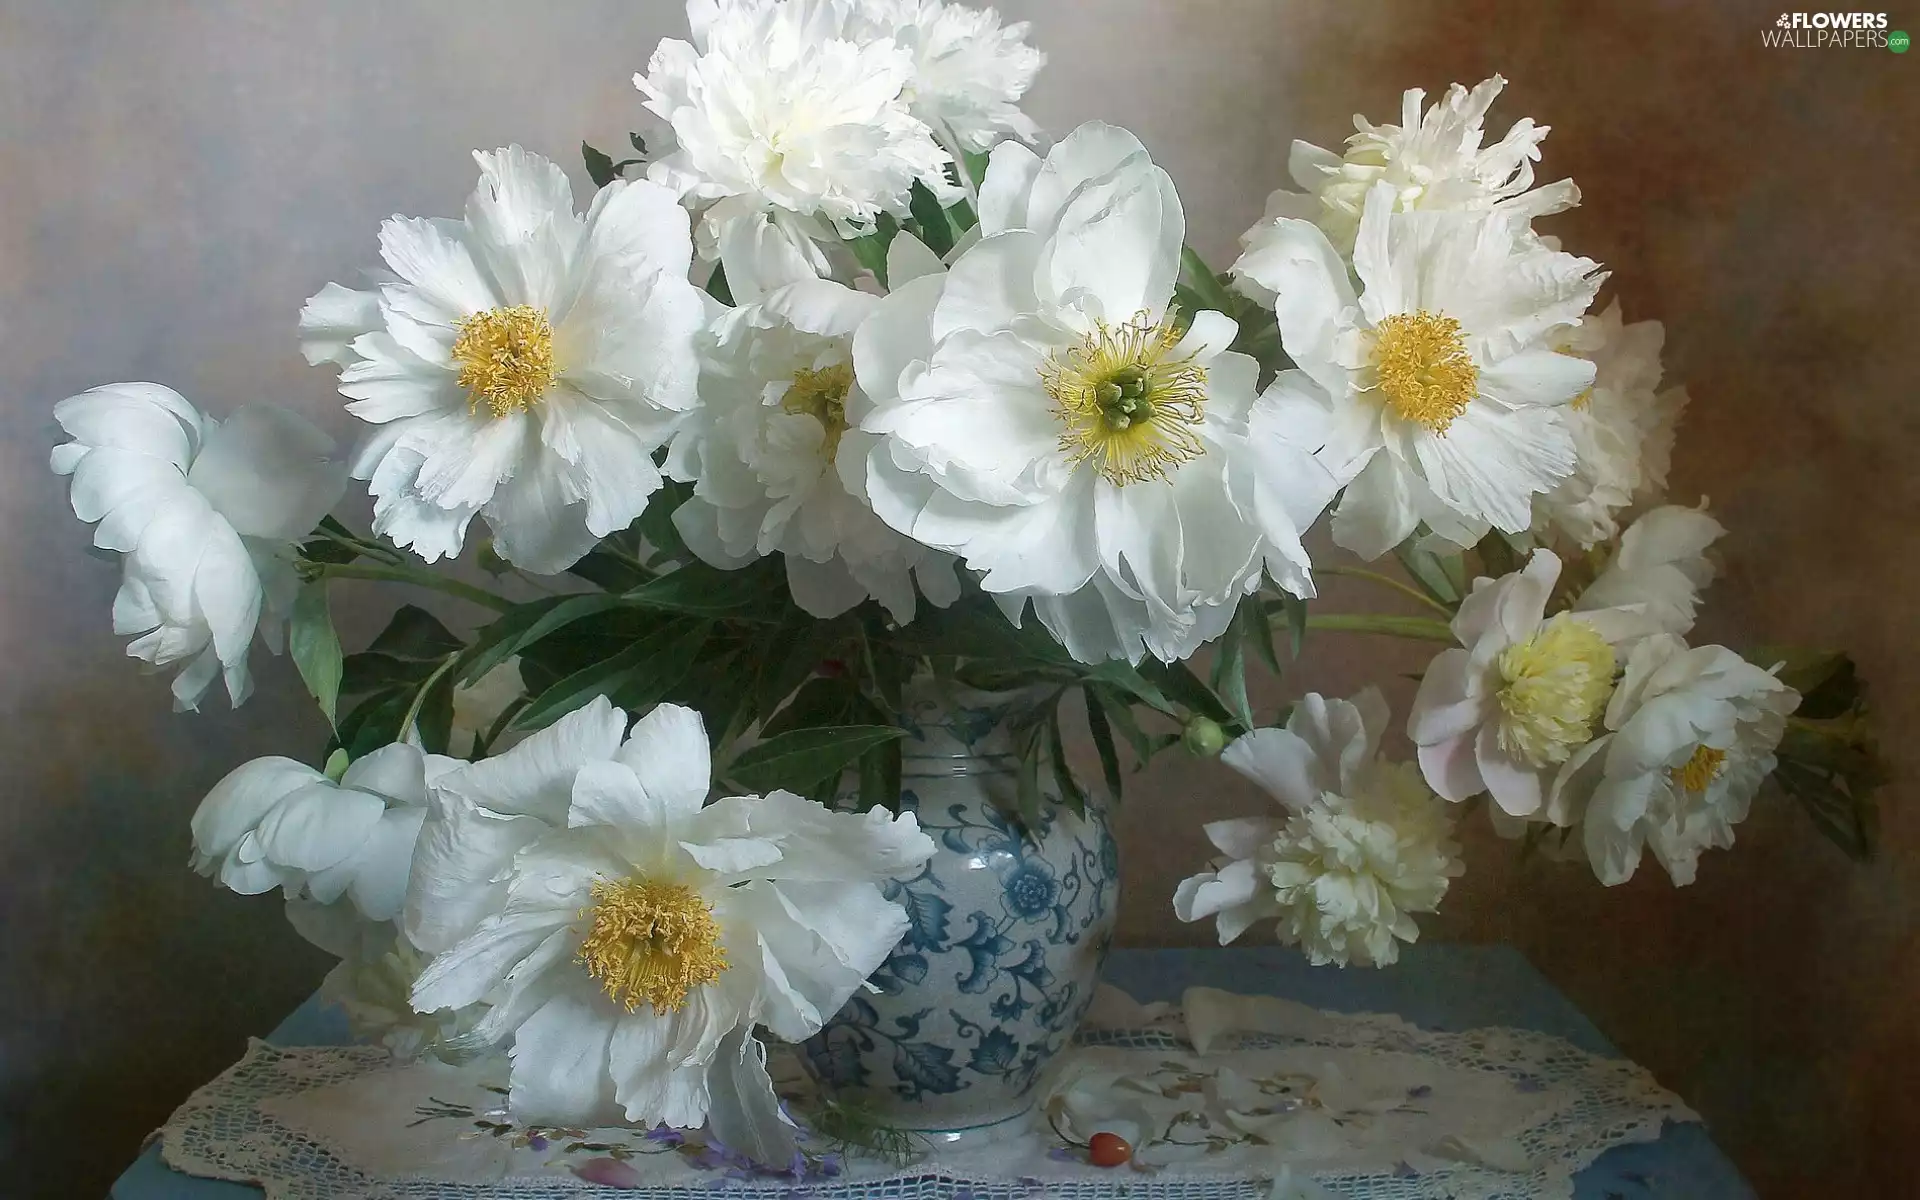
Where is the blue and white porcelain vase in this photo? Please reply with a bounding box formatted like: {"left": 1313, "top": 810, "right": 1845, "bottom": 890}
{"left": 802, "top": 681, "right": 1120, "bottom": 1139}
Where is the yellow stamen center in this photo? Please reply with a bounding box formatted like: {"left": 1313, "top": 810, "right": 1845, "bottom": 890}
{"left": 782, "top": 362, "right": 854, "bottom": 463}
{"left": 1569, "top": 387, "right": 1594, "bottom": 412}
{"left": 1042, "top": 312, "right": 1207, "bottom": 486}
{"left": 576, "top": 878, "right": 727, "bottom": 1014}
{"left": 1372, "top": 310, "right": 1477, "bottom": 432}
{"left": 1671, "top": 745, "right": 1728, "bottom": 794}
{"left": 452, "top": 305, "right": 558, "bottom": 418}
{"left": 1494, "top": 616, "right": 1617, "bottom": 768}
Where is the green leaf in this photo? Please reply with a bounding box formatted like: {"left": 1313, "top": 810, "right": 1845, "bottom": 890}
{"left": 510, "top": 621, "right": 702, "bottom": 733}
{"left": 704, "top": 262, "right": 734, "bottom": 306}
{"left": 1083, "top": 661, "right": 1178, "bottom": 716}
{"left": 728, "top": 726, "right": 909, "bottom": 795}
{"left": 337, "top": 687, "right": 412, "bottom": 759}
{"left": 858, "top": 736, "right": 904, "bottom": 812}
{"left": 298, "top": 516, "right": 361, "bottom": 565}
{"left": 413, "top": 664, "right": 457, "bottom": 754}
{"left": 1088, "top": 683, "right": 1153, "bottom": 768}
{"left": 752, "top": 616, "right": 851, "bottom": 720}
{"left": 460, "top": 593, "right": 626, "bottom": 685}
{"left": 368, "top": 604, "right": 464, "bottom": 660}
{"left": 846, "top": 212, "right": 899, "bottom": 284}
{"left": 607, "top": 622, "right": 712, "bottom": 713}
{"left": 1012, "top": 721, "right": 1045, "bottom": 833}
{"left": 636, "top": 478, "right": 693, "bottom": 565}
{"left": 1046, "top": 706, "right": 1085, "bottom": 816}
{"left": 582, "top": 141, "right": 618, "bottom": 188}
{"left": 568, "top": 546, "right": 653, "bottom": 593}
{"left": 1276, "top": 592, "right": 1310, "bottom": 659}
{"left": 1393, "top": 539, "right": 1463, "bottom": 605}
{"left": 763, "top": 676, "right": 861, "bottom": 738}
{"left": 629, "top": 131, "right": 648, "bottom": 155}
{"left": 340, "top": 651, "right": 436, "bottom": 696}
{"left": 1209, "top": 610, "right": 1255, "bottom": 732}
{"left": 1082, "top": 686, "right": 1124, "bottom": 801}
{"left": 622, "top": 559, "right": 786, "bottom": 618}
{"left": 289, "top": 582, "right": 343, "bottom": 728}
{"left": 1138, "top": 659, "right": 1238, "bottom": 730}
{"left": 907, "top": 181, "right": 955, "bottom": 256}
{"left": 1178, "top": 245, "right": 1237, "bottom": 314}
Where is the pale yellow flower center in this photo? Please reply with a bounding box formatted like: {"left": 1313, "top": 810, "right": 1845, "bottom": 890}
{"left": 1670, "top": 745, "right": 1728, "bottom": 794}
{"left": 1372, "top": 310, "right": 1477, "bottom": 432}
{"left": 1042, "top": 312, "right": 1207, "bottom": 486}
{"left": 577, "top": 878, "right": 728, "bottom": 1014}
{"left": 1494, "top": 616, "right": 1616, "bottom": 768}
{"left": 782, "top": 362, "right": 854, "bottom": 464}
{"left": 452, "top": 305, "right": 558, "bottom": 418}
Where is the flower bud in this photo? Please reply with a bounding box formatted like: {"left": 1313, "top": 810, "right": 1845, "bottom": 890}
{"left": 1182, "top": 716, "right": 1226, "bottom": 758}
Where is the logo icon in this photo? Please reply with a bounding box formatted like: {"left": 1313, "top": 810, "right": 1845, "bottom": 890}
{"left": 1892, "top": 29, "right": 1911, "bottom": 50}
{"left": 1777, "top": 12, "right": 1793, "bottom": 25}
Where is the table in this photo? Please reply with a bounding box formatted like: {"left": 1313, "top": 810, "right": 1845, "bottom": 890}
{"left": 111, "top": 943, "right": 1754, "bottom": 1199}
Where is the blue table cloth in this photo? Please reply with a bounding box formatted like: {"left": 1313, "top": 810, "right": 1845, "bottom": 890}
{"left": 111, "top": 943, "right": 1753, "bottom": 1198}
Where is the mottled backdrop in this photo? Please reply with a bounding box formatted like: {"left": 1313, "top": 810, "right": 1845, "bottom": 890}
{"left": 1, "top": 2, "right": 1914, "bottom": 1196}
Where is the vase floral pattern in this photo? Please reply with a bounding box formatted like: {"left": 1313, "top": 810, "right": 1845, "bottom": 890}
{"left": 801, "top": 687, "right": 1120, "bottom": 1133}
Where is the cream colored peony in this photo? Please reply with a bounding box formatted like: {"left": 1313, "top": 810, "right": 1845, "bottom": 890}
{"left": 1174, "top": 690, "right": 1462, "bottom": 968}
{"left": 51, "top": 383, "right": 345, "bottom": 710}
{"left": 1573, "top": 504, "right": 1725, "bottom": 641}
{"left": 404, "top": 699, "right": 936, "bottom": 1136}
{"left": 851, "top": 0, "right": 1044, "bottom": 154}
{"left": 1554, "top": 634, "right": 1798, "bottom": 886}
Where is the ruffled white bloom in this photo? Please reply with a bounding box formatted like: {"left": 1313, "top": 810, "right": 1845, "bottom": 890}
{"left": 51, "top": 383, "right": 346, "bottom": 710}
{"left": 850, "top": 123, "right": 1339, "bottom": 664}
{"left": 404, "top": 699, "right": 936, "bottom": 1131}
{"left": 851, "top": 0, "right": 1044, "bottom": 153}
{"left": 300, "top": 146, "right": 709, "bottom": 573}
{"left": 1252, "top": 75, "right": 1579, "bottom": 255}
{"left": 666, "top": 277, "right": 960, "bottom": 623}
{"left": 1574, "top": 504, "right": 1724, "bottom": 640}
{"left": 1407, "top": 550, "right": 1655, "bottom": 819}
{"left": 189, "top": 742, "right": 436, "bottom": 921}
{"left": 639, "top": 0, "right": 950, "bottom": 301}
{"left": 1533, "top": 302, "right": 1688, "bottom": 546}
{"left": 1174, "top": 690, "right": 1462, "bottom": 968}
{"left": 1553, "top": 634, "right": 1797, "bottom": 886}
{"left": 1235, "top": 183, "right": 1604, "bottom": 560}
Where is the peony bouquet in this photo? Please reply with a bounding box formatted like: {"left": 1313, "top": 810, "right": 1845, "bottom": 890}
{"left": 50, "top": 0, "right": 1882, "bottom": 1160}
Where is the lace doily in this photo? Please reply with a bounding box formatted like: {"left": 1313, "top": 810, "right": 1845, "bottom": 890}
{"left": 157, "top": 987, "right": 1694, "bottom": 1200}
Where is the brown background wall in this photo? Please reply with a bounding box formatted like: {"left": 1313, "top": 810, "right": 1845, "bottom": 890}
{"left": 0, "top": 3, "right": 1912, "bottom": 1196}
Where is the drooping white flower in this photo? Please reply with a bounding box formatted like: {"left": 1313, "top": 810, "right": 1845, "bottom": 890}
{"left": 850, "top": 123, "right": 1340, "bottom": 664}
{"left": 300, "top": 146, "right": 709, "bottom": 574}
{"left": 404, "top": 699, "right": 936, "bottom": 1132}
{"left": 1532, "top": 302, "right": 1688, "bottom": 546}
{"left": 1174, "top": 689, "right": 1462, "bottom": 968}
{"left": 1235, "top": 182, "right": 1604, "bottom": 560}
{"left": 1573, "top": 504, "right": 1724, "bottom": 640}
{"left": 638, "top": 0, "right": 950, "bottom": 301}
{"left": 850, "top": 0, "right": 1044, "bottom": 154}
{"left": 1553, "top": 634, "right": 1797, "bottom": 886}
{"left": 285, "top": 899, "right": 486, "bottom": 1060}
{"left": 189, "top": 742, "right": 437, "bottom": 921}
{"left": 1252, "top": 75, "right": 1579, "bottom": 255}
{"left": 665, "top": 276, "right": 960, "bottom": 622}
{"left": 1407, "top": 549, "right": 1655, "bottom": 819}
{"left": 51, "top": 384, "right": 346, "bottom": 710}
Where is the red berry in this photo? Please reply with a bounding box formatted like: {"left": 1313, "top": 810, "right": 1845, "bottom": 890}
{"left": 1087, "top": 1131, "right": 1132, "bottom": 1167}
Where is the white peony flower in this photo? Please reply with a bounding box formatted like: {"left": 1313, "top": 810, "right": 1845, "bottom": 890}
{"left": 1532, "top": 302, "right": 1688, "bottom": 546}
{"left": 850, "top": 123, "right": 1340, "bottom": 664}
{"left": 638, "top": 0, "right": 950, "bottom": 301}
{"left": 1173, "top": 689, "right": 1462, "bottom": 968}
{"left": 850, "top": 0, "right": 1044, "bottom": 154}
{"left": 51, "top": 383, "right": 346, "bottom": 710}
{"left": 286, "top": 899, "right": 486, "bottom": 1060}
{"left": 1554, "top": 634, "right": 1798, "bottom": 886}
{"left": 300, "top": 146, "right": 709, "bottom": 573}
{"left": 189, "top": 742, "right": 437, "bottom": 922}
{"left": 404, "top": 699, "right": 936, "bottom": 1130}
{"left": 1407, "top": 549, "right": 1655, "bottom": 820}
{"left": 1573, "top": 504, "right": 1724, "bottom": 640}
{"left": 666, "top": 277, "right": 960, "bottom": 623}
{"left": 1235, "top": 182, "right": 1604, "bottom": 560}
{"left": 449, "top": 657, "right": 528, "bottom": 758}
{"left": 1251, "top": 74, "right": 1579, "bottom": 255}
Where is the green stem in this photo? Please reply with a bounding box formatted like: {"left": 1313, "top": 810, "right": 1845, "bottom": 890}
{"left": 310, "top": 561, "right": 515, "bottom": 613}
{"left": 315, "top": 528, "right": 405, "bottom": 566}
{"left": 1316, "top": 565, "right": 1456, "bottom": 618}
{"left": 1179, "top": 245, "right": 1238, "bottom": 313}
{"left": 1297, "top": 613, "right": 1458, "bottom": 644}
{"left": 399, "top": 653, "right": 461, "bottom": 743}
